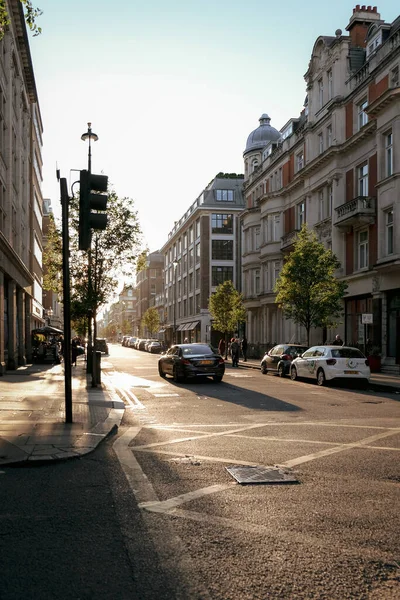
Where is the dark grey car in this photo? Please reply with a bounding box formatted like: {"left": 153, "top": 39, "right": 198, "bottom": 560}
{"left": 158, "top": 343, "right": 225, "bottom": 383}
{"left": 260, "top": 344, "right": 309, "bottom": 377}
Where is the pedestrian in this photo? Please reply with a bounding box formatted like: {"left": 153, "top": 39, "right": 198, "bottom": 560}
{"left": 332, "top": 334, "right": 344, "bottom": 346}
{"left": 241, "top": 336, "right": 248, "bottom": 362}
{"left": 71, "top": 337, "right": 78, "bottom": 366}
{"left": 183, "top": 337, "right": 189, "bottom": 344}
{"left": 230, "top": 337, "right": 240, "bottom": 367}
{"left": 218, "top": 337, "right": 226, "bottom": 358}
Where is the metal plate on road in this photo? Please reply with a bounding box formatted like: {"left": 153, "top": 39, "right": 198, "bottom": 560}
{"left": 226, "top": 465, "right": 298, "bottom": 485}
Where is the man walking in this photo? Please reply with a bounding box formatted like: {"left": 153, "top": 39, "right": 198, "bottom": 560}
{"left": 230, "top": 337, "right": 240, "bottom": 367}
{"left": 241, "top": 336, "right": 248, "bottom": 362}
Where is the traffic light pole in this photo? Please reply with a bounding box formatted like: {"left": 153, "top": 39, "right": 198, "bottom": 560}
{"left": 60, "top": 177, "right": 73, "bottom": 423}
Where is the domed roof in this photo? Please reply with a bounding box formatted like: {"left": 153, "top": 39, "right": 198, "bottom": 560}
{"left": 244, "top": 114, "right": 281, "bottom": 155}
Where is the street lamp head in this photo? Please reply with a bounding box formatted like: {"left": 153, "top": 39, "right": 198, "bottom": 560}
{"left": 81, "top": 122, "right": 98, "bottom": 142}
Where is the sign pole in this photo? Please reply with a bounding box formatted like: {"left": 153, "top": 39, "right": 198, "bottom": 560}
{"left": 61, "top": 177, "right": 73, "bottom": 423}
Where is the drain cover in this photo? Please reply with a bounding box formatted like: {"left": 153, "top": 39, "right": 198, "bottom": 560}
{"left": 226, "top": 465, "right": 298, "bottom": 485}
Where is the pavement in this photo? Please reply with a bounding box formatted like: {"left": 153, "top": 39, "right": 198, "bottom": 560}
{"left": 0, "top": 356, "right": 124, "bottom": 467}
{"left": 0, "top": 353, "right": 399, "bottom": 467}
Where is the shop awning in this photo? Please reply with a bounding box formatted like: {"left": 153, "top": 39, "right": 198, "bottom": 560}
{"left": 176, "top": 324, "right": 185, "bottom": 331}
{"left": 186, "top": 321, "right": 200, "bottom": 331}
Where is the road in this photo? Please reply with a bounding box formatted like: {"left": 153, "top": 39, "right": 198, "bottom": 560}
{"left": 1, "top": 343, "right": 399, "bottom": 599}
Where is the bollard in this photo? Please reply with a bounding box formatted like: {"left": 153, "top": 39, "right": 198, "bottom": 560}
{"left": 94, "top": 350, "right": 102, "bottom": 386}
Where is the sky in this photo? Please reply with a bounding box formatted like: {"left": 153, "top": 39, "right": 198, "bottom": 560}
{"left": 27, "top": 0, "right": 399, "bottom": 255}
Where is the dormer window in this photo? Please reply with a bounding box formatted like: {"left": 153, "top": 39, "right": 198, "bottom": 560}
{"left": 252, "top": 159, "right": 259, "bottom": 172}
{"left": 367, "top": 34, "right": 381, "bottom": 57}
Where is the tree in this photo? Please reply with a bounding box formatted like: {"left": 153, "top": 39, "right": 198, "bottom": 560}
{"left": 0, "top": 1, "right": 42, "bottom": 41}
{"left": 208, "top": 280, "right": 246, "bottom": 356}
{"left": 141, "top": 307, "right": 160, "bottom": 337}
{"left": 274, "top": 225, "right": 348, "bottom": 346}
{"left": 43, "top": 213, "right": 62, "bottom": 296}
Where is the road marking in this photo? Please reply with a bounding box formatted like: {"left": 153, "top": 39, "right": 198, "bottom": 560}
{"left": 282, "top": 429, "right": 400, "bottom": 468}
{"left": 153, "top": 393, "right": 180, "bottom": 398}
{"left": 139, "top": 483, "right": 235, "bottom": 511}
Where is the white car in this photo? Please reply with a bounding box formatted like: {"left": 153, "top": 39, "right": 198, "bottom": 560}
{"left": 290, "top": 345, "right": 370, "bottom": 387}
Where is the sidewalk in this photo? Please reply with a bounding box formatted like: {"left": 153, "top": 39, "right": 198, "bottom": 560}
{"left": 237, "top": 357, "right": 400, "bottom": 392}
{"left": 0, "top": 357, "right": 124, "bottom": 467}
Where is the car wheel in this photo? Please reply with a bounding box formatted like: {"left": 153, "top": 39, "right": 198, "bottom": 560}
{"left": 317, "top": 368, "right": 326, "bottom": 386}
{"left": 213, "top": 375, "right": 223, "bottom": 383}
{"left": 173, "top": 366, "right": 184, "bottom": 383}
{"left": 277, "top": 364, "right": 285, "bottom": 378}
{"left": 158, "top": 364, "right": 166, "bottom": 378}
{"left": 290, "top": 366, "right": 298, "bottom": 381}
{"left": 261, "top": 363, "right": 267, "bottom": 374}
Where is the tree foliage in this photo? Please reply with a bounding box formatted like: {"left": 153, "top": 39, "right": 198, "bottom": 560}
{"left": 208, "top": 280, "right": 246, "bottom": 346}
{"left": 0, "top": 1, "right": 42, "bottom": 41}
{"left": 141, "top": 307, "right": 160, "bottom": 336}
{"left": 42, "top": 213, "right": 62, "bottom": 295}
{"left": 274, "top": 225, "right": 347, "bottom": 345}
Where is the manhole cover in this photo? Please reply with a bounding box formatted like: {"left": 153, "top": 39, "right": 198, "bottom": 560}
{"left": 226, "top": 465, "right": 298, "bottom": 485}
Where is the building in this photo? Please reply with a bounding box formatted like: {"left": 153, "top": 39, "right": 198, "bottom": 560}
{"left": 133, "top": 251, "right": 164, "bottom": 337}
{"left": 241, "top": 5, "right": 400, "bottom": 367}
{"left": 0, "top": 0, "right": 44, "bottom": 372}
{"left": 161, "top": 173, "right": 245, "bottom": 346}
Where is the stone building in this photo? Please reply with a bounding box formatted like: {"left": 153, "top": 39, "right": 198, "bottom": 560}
{"left": 241, "top": 5, "right": 400, "bottom": 367}
{"left": 161, "top": 173, "right": 245, "bottom": 346}
{"left": 0, "top": 0, "right": 44, "bottom": 371}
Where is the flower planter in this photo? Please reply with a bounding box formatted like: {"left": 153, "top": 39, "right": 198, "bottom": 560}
{"left": 367, "top": 355, "right": 381, "bottom": 373}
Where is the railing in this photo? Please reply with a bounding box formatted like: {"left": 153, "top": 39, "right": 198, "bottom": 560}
{"left": 281, "top": 229, "right": 299, "bottom": 250}
{"left": 335, "top": 196, "right": 375, "bottom": 220}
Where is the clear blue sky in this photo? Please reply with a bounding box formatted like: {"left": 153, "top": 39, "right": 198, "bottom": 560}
{"left": 28, "top": 0, "right": 399, "bottom": 253}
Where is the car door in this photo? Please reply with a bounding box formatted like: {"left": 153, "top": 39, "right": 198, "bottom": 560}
{"left": 163, "top": 347, "right": 177, "bottom": 375}
{"left": 296, "top": 347, "right": 316, "bottom": 378}
{"left": 269, "top": 345, "right": 284, "bottom": 371}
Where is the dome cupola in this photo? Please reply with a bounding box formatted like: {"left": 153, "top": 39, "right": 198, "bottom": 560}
{"left": 244, "top": 114, "right": 281, "bottom": 155}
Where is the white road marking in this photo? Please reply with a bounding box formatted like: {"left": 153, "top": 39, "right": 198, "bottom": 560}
{"left": 153, "top": 393, "right": 180, "bottom": 398}
{"left": 139, "top": 484, "right": 235, "bottom": 511}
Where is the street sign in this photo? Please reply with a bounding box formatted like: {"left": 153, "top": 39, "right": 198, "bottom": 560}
{"left": 362, "top": 313, "right": 373, "bottom": 324}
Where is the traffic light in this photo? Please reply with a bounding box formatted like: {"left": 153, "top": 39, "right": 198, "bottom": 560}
{"left": 78, "top": 169, "right": 108, "bottom": 250}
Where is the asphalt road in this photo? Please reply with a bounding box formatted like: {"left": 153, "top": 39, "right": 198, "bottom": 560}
{"left": 1, "top": 343, "right": 399, "bottom": 599}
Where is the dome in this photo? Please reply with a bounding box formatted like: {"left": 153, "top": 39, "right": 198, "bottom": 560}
{"left": 244, "top": 114, "right": 281, "bottom": 155}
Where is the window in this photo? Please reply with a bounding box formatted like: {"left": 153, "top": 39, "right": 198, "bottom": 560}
{"left": 358, "top": 99, "right": 368, "bottom": 130}
{"left": 183, "top": 233, "right": 187, "bottom": 249}
{"left": 212, "top": 240, "right": 233, "bottom": 260}
{"left": 328, "top": 184, "right": 333, "bottom": 217}
{"left": 196, "top": 219, "right": 200, "bottom": 238}
{"left": 296, "top": 151, "right": 304, "bottom": 171}
{"left": 189, "top": 226, "right": 194, "bottom": 244}
{"left": 272, "top": 261, "right": 281, "bottom": 288}
{"left": 195, "top": 242, "right": 200, "bottom": 262}
{"left": 189, "top": 248, "right": 194, "bottom": 269}
{"left": 318, "top": 190, "right": 325, "bottom": 221}
{"left": 252, "top": 159, "right": 259, "bottom": 172}
{"left": 358, "top": 163, "right": 368, "bottom": 196}
{"left": 318, "top": 78, "right": 323, "bottom": 108}
{"left": 358, "top": 230, "right": 368, "bottom": 269}
{"left": 273, "top": 214, "right": 281, "bottom": 241}
{"left": 318, "top": 133, "right": 324, "bottom": 155}
{"left": 327, "top": 125, "right": 332, "bottom": 147}
{"left": 386, "top": 209, "right": 394, "bottom": 255}
{"left": 195, "top": 268, "right": 200, "bottom": 289}
{"left": 254, "top": 226, "right": 260, "bottom": 250}
{"left": 212, "top": 266, "right": 233, "bottom": 286}
{"left": 327, "top": 69, "right": 333, "bottom": 100}
{"left": 212, "top": 213, "right": 233, "bottom": 234}
{"left": 297, "top": 201, "right": 305, "bottom": 228}
{"left": 255, "top": 269, "right": 260, "bottom": 295}
{"left": 385, "top": 132, "right": 393, "bottom": 177}
{"left": 215, "top": 189, "right": 234, "bottom": 202}
{"left": 390, "top": 65, "right": 399, "bottom": 88}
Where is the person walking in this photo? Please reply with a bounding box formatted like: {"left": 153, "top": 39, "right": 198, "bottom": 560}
{"left": 332, "top": 334, "right": 344, "bottom": 346}
{"left": 241, "top": 336, "right": 248, "bottom": 362}
{"left": 218, "top": 338, "right": 226, "bottom": 358}
{"left": 71, "top": 337, "right": 79, "bottom": 366}
{"left": 230, "top": 337, "right": 240, "bottom": 367}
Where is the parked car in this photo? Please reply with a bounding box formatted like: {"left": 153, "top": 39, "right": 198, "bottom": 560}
{"left": 261, "top": 344, "right": 309, "bottom": 377}
{"left": 128, "top": 336, "right": 137, "bottom": 348}
{"left": 94, "top": 338, "right": 109, "bottom": 354}
{"left": 121, "top": 335, "right": 130, "bottom": 347}
{"left": 147, "top": 341, "right": 164, "bottom": 354}
{"left": 158, "top": 343, "right": 225, "bottom": 383}
{"left": 290, "top": 345, "right": 370, "bottom": 387}
{"left": 138, "top": 339, "right": 151, "bottom": 351}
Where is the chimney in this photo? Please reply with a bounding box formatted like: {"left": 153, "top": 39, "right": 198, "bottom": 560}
{"left": 346, "top": 5, "right": 381, "bottom": 48}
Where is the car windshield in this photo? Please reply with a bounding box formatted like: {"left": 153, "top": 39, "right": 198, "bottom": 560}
{"left": 331, "top": 348, "right": 365, "bottom": 358}
{"left": 287, "top": 346, "right": 308, "bottom": 355}
{"left": 182, "top": 344, "right": 214, "bottom": 356}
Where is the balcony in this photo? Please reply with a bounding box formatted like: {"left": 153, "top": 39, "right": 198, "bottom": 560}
{"left": 281, "top": 230, "right": 300, "bottom": 251}
{"left": 334, "top": 196, "right": 376, "bottom": 231}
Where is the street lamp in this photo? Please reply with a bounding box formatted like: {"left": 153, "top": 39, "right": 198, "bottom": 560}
{"left": 46, "top": 307, "right": 53, "bottom": 326}
{"left": 173, "top": 259, "right": 178, "bottom": 344}
{"left": 81, "top": 122, "right": 98, "bottom": 173}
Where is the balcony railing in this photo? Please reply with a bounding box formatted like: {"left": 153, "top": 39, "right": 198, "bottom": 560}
{"left": 334, "top": 196, "right": 376, "bottom": 230}
{"left": 281, "top": 229, "right": 300, "bottom": 250}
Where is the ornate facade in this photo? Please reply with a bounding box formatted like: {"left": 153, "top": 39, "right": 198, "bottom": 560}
{"left": 241, "top": 6, "right": 400, "bottom": 367}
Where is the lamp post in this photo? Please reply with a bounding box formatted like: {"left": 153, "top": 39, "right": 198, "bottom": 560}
{"left": 173, "top": 259, "right": 178, "bottom": 344}
{"left": 46, "top": 307, "right": 53, "bottom": 326}
{"left": 81, "top": 122, "right": 98, "bottom": 383}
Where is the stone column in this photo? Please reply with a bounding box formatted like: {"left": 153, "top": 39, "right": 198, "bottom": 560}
{"left": 17, "top": 288, "right": 26, "bottom": 365}
{"left": 0, "top": 271, "right": 5, "bottom": 374}
{"left": 7, "top": 280, "right": 17, "bottom": 370}
{"left": 25, "top": 294, "right": 32, "bottom": 362}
